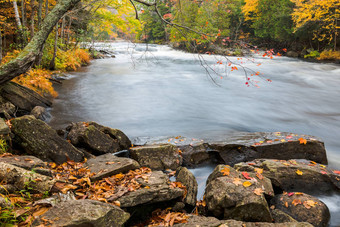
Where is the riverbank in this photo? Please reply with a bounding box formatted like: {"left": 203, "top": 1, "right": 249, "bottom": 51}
{"left": 1, "top": 42, "right": 340, "bottom": 226}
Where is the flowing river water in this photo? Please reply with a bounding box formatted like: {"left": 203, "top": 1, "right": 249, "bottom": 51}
{"left": 49, "top": 42, "right": 340, "bottom": 225}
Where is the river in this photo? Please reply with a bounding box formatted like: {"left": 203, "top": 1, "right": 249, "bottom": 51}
{"left": 49, "top": 42, "right": 340, "bottom": 225}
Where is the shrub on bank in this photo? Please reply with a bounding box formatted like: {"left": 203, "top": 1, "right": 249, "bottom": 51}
{"left": 317, "top": 50, "right": 340, "bottom": 61}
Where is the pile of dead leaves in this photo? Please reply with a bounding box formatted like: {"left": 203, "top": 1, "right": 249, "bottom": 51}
{"left": 136, "top": 208, "right": 188, "bottom": 226}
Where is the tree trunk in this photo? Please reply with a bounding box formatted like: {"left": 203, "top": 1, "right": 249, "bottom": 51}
{"left": 61, "top": 16, "right": 65, "bottom": 44}
{"left": 13, "top": 0, "right": 23, "bottom": 30}
{"left": 21, "top": 0, "right": 27, "bottom": 27}
{"left": 38, "top": 0, "right": 43, "bottom": 28}
{"left": 0, "top": 29, "right": 2, "bottom": 64}
{"left": 66, "top": 16, "right": 72, "bottom": 46}
{"left": 45, "top": 0, "right": 48, "bottom": 17}
{"left": 30, "top": 0, "right": 36, "bottom": 39}
{"left": 0, "top": 0, "right": 81, "bottom": 85}
{"left": 49, "top": 23, "right": 58, "bottom": 70}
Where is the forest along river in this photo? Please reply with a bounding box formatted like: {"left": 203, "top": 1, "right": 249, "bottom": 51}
{"left": 49, "top": 42, "right": 340, "bottom": 225}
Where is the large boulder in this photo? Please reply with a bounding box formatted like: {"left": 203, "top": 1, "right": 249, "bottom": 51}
{"left": 0, "top": 82, "right": 52, "bottom": 114}
{"left": 85, "top": 154, "right": 140, "bottom": 181}
{"left": 220, "top": 220, "right": 313, "bottom": 227}
{"left": 117, "top": 171, "right": 184, "bottom": 208}
{"left": 271, "top": 193, "right": 330, "bottom": 227}
{"left": 205, "top": 176, "right": 272, "bottom": 222}
{"left": 179, "top": 143, "right": 210, "bottom": 166}
{"left": 130, "top": 144, "right": 182, "bottom": 170}
{"left": 204, "top": 165, "right": 274, "bottom": 222}
{"left": 11, "top": 115, "right": 84, "bottom": 164}
{"left": 66, "top": 122, "right": 131, "bottom": 155}
{"left": 234, "top": 159, "right": 340, "bottom": 193}
{"left": 30, "top": 106, "right": 50, "bottom": 121}
{"left": 32, "top": 200, "right": 130, "bottom": 227}
{"left": 175, "top": 167, "right": 198, "bottom": 207}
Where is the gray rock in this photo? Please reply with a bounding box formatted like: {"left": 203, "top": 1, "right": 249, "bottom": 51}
{"left": 117, "top": 171, "right": 184, "bottom": 207}
{"left": 11, "top": 115, "right": 84, "bottom": 164}
{"left": 271, "top": 193, "right": 330, "bottom": 227}
{"left": 0, "top": 101, "right": 16, "bottom": 119}
{"left": 130, "top": 144, "right": 182, "bottom": 170}
{"left": 220, "top": 220, "right": 313, "bottom": 227}
{"left": 173, "top": 215, "right": 223, "bottom": 227}
{"left": 0, "top": 82, "right": 52, "bottom": 113}
{"left": 179, "top": 143, "right": 210, "bottom": 166}
{"left": 286, "top": 51, "right": 300, "bottom": 58}
{"left": 208, "top": 132, "right": 327, "bottom": 165}
{"left": 0, "top": 196, "right": 12, "bottom": 208}
{"left": 0, "top": 118, "right": 10, "bottom": 134}
{"left": 88, "top": 122, "right": 131, "bottom": 150}
{"left": 0, "top": 155, "right": 52, "bottom": 176}
{"left": 205, "top": 176, "right": 272, "bottom": 222}
{"left": 85, "top": 154, "right": 140, "bottom": 181}
{"left": 32, "top": 200, "right": 130, "bottom": 227}
{"left": 176, "top": 167, "right": 198, "bottom": 206}
{"left": 206, "top": 164, "right": 240, "bottom": 186}
{"left": 234, "top": 159, "right": 340, "bottom": 193}
{"left": 30, "top": 106, "right": 50, "bottom": 121}
{"left": 67, "top": 122, "right": 120, "bottom": 155}
{"left": 271, "top": 209, "right": 298, "bottom": 223}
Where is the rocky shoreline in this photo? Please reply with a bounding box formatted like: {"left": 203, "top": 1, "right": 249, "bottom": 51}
{"left": 0, "top": 68, "right": 339, "bottom": 226}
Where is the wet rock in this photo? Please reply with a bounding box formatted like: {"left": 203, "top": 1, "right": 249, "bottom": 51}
{"left": 271, "top": 193, "right": 330, "bottom": 227}
{"left": 179, "top": 143, "right": 210, "bottom": 166}
{"left": 30, "top": 106, "right": 50, "bottom": 121}
{"left": 220, "top": 220, "right": 313, "bottom": 227}
{"left": 271, "top": 209, "right": 298, "bottom": 223}
{"left": 175, "top": 167, "right": 198, "bottom": 206}
{"left": 88, "top": 122, "right": 131, "bottom": 150}
{"left": 67, "top": 122, "right": 120, "bottom": 155}
{"left": 205, "top": 176, "right": 272, "bottom": 221}
{"left": 130, "top": 144, "right": 182, "bottom": 170}
{"left": 234, "top": 159, "right": 340, "bottom": 193}
{"left": 117, "top": 171, "right": 184, "bottom": 208}
{"left": 0, "top": 82, "right": 52, "bottom": 114}
{"left": 209, "top": 132, "right": 327, "bottom": 165}
{"left": 85, "top": 153, "right": 140, "bottom": 181}
{"left": 0, "top": 155, "right": 52, "bottom": 176}
{"left": 0, "top": 162, "right": 55, "bottom": 193}
{"left": 32, "top": 200, "right": 130, "bottom": 227}
{"left": 173, "top": 215, "right": 223, "bottom": 227}
{"left": 11, "top": 115, "right": 84, "bottom": 164}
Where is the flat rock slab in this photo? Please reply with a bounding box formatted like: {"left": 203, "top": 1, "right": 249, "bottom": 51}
{"left": 0, "top": 155, "right": 51, "bottom": 176}
{"left": 85, "top": 154, "right": 140, "bottom": 181}
{"left": 271, "top": 193, "right": 330, "bottom": 227}
{"left": 173, "top": 215, "right": 224, "bottom": 227}
{"left": 130, "top": 144, "right": 182, "bottom": 170}
{"left": 220, "top": 220, "right": 313, "bottom": 227}
{"left": 117, "top": 171, "right": 184, "bottom": 208}
{"left": 32, "top": 200, "right": 130, "bottom": 227}
{"left": 234, "top": 159, "right": 340, "bottom": 194}
{"left": 11, "top": 115, "right": 84, "bottom": 164}
{"left": 134, "top": 132, "right": 327, "bottom": 166}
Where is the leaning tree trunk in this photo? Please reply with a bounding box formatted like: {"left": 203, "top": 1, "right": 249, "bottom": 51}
{"left": 30, "top": 0, "right": 36, "bottom": 39}
{"left": 21, "top": 0, "right": 27, "bottom": 27}
{"left": 0, "top": 0, "right": 81, "bottom": 85}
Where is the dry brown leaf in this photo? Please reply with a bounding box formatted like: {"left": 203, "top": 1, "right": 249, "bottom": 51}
{"left": 233, "top": 178, "right": 242, "bottom": 186}
{"left": 243, "top": 181, "right": 252, "bottom": 188}
{"left": 220, "top": 167, "right": 230, "bottom": 176}
{"left": 253, "top": 188, "right": 264, "bottom": 195}
{"left": 292, "top": 199, "right": 302, "bottom": 206}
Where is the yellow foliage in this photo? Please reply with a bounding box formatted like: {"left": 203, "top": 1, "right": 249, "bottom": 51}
{"left": 242, "top": 0, "right": 259, "bottom": 21}
{"left": 56, "top": 48, "right": 90, "bottom": 71}
{"left": 12, "top": 68, "right": 58, "bottom": 98}
{"left": 291, "top": 0, "right": 340, "bottom": 43}
{"left": 317, "top": 50, "right": 340, "bottom": 60}
{"left": 0, "top": 50, "right": 21, "bottom": 65}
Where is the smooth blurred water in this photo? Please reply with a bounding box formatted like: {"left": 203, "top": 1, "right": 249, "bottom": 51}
{"left": 49, "top": 42, "right": 340, "bottom": 226}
